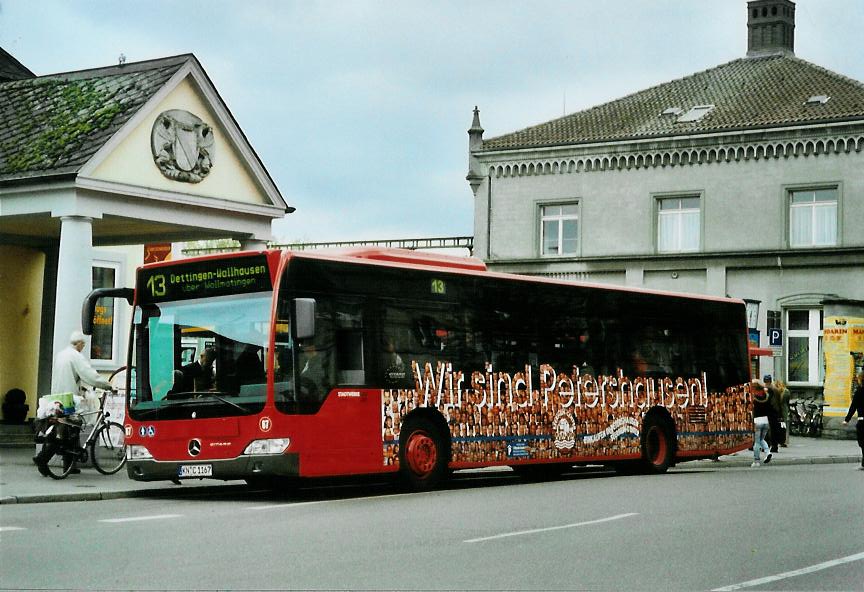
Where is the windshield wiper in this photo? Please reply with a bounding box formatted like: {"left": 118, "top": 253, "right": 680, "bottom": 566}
{"left": 192, "top": 393, "right": 254, "bottom": 414}
{"left": 134, "top": 392, "right": 254, "bottom": 416}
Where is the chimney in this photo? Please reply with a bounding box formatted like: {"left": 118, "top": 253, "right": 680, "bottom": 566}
{"left": 747, "top": 0, "right": 795, "bottom": 57}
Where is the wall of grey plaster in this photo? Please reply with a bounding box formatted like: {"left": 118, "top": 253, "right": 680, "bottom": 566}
{"left": 479, "top": 150, "right": 863, "bottom": 261}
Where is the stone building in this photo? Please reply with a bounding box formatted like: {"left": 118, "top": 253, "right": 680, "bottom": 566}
{"left": 466, "top": 0, "right": 863, "bottom": 431}
{"left": 0, "top": 50, "right": 290, "bottom": 419}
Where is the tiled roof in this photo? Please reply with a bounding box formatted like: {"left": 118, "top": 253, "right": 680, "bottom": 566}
{"left": 481, "top": 55, "right": 864, "bottom": 151}
{"left": 0, "top": 55, "right": 189, "bottom": 183}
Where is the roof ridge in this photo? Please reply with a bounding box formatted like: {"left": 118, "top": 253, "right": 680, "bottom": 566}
{"left": 484, "top": 55, "right": 768, "bottom": 144}
{"left": 31, "top": 53, "right": 194, "bottom": 81}
{"left": 783, "top": 54, "right": 864, "bottom": 93}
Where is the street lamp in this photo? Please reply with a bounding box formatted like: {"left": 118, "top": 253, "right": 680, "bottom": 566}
{"left": 744, "top": 298, "right": 761, "bottom": 330}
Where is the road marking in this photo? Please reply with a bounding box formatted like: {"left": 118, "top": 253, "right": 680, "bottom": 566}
{"left": 463, "top": 512, "right": 639, "bottom": 543}
{"left": 244, "top": 491, "right": 423, "bottom": 511}
{"left": 0, "top": 527, "right": 25, "bottom": 532}
{"left": 712, "top": 551, "right": 864, "bottom": 591}
{"left": 100, "top": 514, "right": 182, "bottom": 524}
{"left": 245, "top": 501, "right": 329, "bottom": 511}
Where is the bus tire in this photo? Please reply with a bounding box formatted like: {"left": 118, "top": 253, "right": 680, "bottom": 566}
{"left": 640, "top": 413, "right": 674, "bottom": 474}
{"left": 399, "top": 416, "right": 448, "bottom": 491}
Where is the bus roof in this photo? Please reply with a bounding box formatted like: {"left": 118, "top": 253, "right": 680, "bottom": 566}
{"left": 284, "top": 248, "right": 743, "bottom": 307}
{"left": 304, "top": 247, "right": 487, "bottom": 272}
{"left": 139, "top": 247, "right": 742, "bottom": 307}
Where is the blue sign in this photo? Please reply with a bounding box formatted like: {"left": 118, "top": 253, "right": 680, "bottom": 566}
{"left": 769, "top": 328, "right": 783, "bottom": 347}
{"left": 506, "top": 441, "right": 530, "bottom": 458}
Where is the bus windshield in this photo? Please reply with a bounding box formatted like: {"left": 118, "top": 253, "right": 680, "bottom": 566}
{"left": 130, "top": 291, "right": 273, "bottom": 420}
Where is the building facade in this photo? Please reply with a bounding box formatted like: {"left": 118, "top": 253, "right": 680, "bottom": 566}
{"left": 466, "top": 0, "right": 864, "bottom": 433}
{"left": 0, "top": 50, "right": 290, "bottom": 419}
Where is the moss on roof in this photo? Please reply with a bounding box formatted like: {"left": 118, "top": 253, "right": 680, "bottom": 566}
{"left": 0, "top": 56, "right": 187, "bottom": 181}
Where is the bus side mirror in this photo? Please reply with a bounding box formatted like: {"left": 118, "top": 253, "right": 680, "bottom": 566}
{"left": 294, "top": 298, "right": 316, "bottom": 340}
{"left": 82, "top": 288, "right": 134, "bottom": 335}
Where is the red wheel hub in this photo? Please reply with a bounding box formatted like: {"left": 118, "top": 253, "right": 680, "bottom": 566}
{"left": 405, "top": 430, "right": 437, "bottom": 477}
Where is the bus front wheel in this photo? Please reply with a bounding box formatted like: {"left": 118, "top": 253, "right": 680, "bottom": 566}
{"left": 399, "top": 416, "right": 447, "bottom": 491}
{"left": 640, "top": 414, "right": 674, "bottom": 474}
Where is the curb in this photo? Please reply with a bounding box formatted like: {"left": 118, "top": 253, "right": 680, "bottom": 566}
{"left": 688, "top": 455, "right": 861, "bottom": 469}
{"left": 1, "top": 483, "right": 250, "bottom": 505}
{"left": 2, "top": 456, "right": 860, "bottom": 505}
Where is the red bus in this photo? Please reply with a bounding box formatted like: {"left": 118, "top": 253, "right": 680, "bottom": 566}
{"left": 84, "top": 248, "right": 754, "bottom": 491}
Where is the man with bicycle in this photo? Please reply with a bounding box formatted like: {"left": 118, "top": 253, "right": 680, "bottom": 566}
{"left": 842, "top": 369, "right": 864, "bottom": 471}
{"left": 35, "top": 330, "right": 114, "bottom": 475}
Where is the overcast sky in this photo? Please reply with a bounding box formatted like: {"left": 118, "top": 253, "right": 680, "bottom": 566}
{"left": 2, "top": 0, "right": 863, "bottom": 244}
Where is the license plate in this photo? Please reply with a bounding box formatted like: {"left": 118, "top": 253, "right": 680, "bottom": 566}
{"left": 178, "top": 464, "right": 212, "bottom": 478}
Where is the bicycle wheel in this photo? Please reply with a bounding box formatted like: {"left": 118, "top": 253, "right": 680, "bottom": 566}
{"left": 90, "top": 421, "right": 127, "bottom": 475}
{"left": 37, "top": 440, "right": 74, "bottom": 480}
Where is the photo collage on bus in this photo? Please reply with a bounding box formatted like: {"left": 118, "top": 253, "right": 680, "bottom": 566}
{"left": 381, "top": 359, "right": 754, "bottom": 466}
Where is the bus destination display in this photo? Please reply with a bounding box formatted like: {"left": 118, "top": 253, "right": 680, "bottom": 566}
{"left": 138, "top": 255, "right": 272, "bottom": 304}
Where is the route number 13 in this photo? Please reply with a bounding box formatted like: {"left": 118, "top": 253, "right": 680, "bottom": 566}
{"left": 146, "top": 274, "right": 166, "bottom": 298}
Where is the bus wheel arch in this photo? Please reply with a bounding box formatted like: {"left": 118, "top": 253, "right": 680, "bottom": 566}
{"left": 640, "top": 408, "right": 677, "bottom": 473}
{"left": 398, "top": 409, "right": 450, "bottom": 491}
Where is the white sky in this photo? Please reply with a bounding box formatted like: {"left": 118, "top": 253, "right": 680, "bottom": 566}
{"left": 2, "top": 0, "right": 862, "bottom": 244}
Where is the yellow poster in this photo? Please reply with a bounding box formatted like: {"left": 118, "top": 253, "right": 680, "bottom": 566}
{"left": 823, "top": 317, "right": 864, "bottom": 417}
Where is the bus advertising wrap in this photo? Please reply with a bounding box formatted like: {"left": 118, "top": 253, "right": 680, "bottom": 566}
{"left": 381, "top": 359, "right": 752, "bottom": 466}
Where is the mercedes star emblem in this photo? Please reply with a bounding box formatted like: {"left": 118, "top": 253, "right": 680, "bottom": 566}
{"left": 188, "top": 439, "right": 202, "bottom": 457}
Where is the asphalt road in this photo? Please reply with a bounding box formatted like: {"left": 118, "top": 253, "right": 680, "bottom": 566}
{"left": 1, "top": 464, "right": 861, "bottom": 591}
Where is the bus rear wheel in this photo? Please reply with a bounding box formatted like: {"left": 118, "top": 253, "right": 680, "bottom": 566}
{"left": 640, "top": 414, "right": 674, "bottom": 474}
{"left": 399, "top": 416, "right": 447, "bottom": 491}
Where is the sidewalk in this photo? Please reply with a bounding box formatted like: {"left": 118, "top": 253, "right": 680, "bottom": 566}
{"left": 1, "top": 438, "right": 861, "bottom": 505}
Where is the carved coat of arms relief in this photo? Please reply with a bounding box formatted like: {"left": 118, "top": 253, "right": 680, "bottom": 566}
{"left": 150, "top": 109, "right": 215, "bottom": 183}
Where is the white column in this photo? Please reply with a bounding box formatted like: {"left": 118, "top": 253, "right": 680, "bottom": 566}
{"left": 52, "top": 216, "right": 93, "bottom": 368}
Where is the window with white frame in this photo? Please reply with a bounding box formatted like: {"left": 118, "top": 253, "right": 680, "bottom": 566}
{"left": 786, "top": 308, "right": 824, "bottom": 385}
{"left": 789, "top": 188, "right": 837, "bottom": 247}
{"left": 91, "top": 264, "right": 118, "bottom": 362}
{"left": 657, "top": 196, "right": 700, "bottom": 253}
{"left": 540, "top": 203, "right": 579, "bottom": 256}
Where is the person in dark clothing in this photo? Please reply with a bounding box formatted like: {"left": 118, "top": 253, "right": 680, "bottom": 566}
{"left": 178, "top": 348, "right": 216, "bottom": 392}
{"left": 842, "top": 370, "right": 864, "bottom": 470}
{"left": 764, "top": 375, "right": 783, "bottom": 452}
{"left": 751, "top": 379, "right": 776, "bottom": 467}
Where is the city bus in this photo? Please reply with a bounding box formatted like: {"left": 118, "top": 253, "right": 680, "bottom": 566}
{"left": 83, "top": 248, "right": 754, "bottom": 491}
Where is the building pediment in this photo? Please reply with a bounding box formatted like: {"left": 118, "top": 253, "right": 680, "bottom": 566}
{"left": 81, "top": 61, "right": 287, "bottom": 212}
{"left": 1, "top": 52, "right": 291, "bottom": 246}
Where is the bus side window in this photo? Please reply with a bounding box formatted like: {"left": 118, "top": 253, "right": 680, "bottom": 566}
{"left": 335, "top": 308, "right": 366, "bottom": 385}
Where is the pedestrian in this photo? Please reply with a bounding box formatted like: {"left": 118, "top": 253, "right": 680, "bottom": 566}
{"left": 41, "top": 330, "right": 113, "bottom": 475}
{"left": 751, "top": 379, "right": 775, "bottom": 467}
{"left": 764, "top": 375, "right": 783, "bottom": 452}
{"left": 51, "top": 330, "right": 113, "bottom": 395}
{"left": 774, "top": 378, "right": 791, "bottom": 447}
{"left": 841, "top": 369, "right": 864, "bottom": 470}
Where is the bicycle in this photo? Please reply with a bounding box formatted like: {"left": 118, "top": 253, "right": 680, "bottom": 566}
{"left": 787, "top": 398, "right": 827, "bottom": 437}
{"left": 34, "top": 389, "right": 127, "bottom": 479}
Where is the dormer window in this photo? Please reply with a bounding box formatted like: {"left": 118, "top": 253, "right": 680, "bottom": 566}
{"left": 805, "top": 95, "right": 830, "bottom": 105}
{"left": 677, "top": 104, "right": 715, "bottom": 123}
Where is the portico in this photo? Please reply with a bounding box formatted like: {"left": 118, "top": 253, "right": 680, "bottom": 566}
{"left": 0, "top": 50, "right": 291, "bottom": 418}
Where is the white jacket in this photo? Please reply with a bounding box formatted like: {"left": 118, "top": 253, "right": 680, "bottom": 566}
{"left": 50, "top": 345, "right": 112, "bottom": 394}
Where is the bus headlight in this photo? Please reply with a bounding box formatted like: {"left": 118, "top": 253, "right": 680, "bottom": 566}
{"left": 243, "top": 438, "right": 291, "bottom": 455}
{"left": 127, "top": 445, "right": 153, "bottom": 460}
